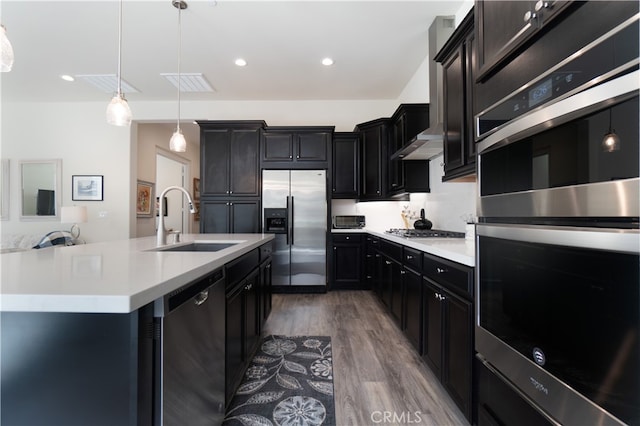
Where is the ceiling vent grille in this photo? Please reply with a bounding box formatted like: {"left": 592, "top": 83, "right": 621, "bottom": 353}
{"left": 161, "top": 73, "right": 214, "bottom": 92}
{"left": 76, "top": 74, "right": 139, "bottom": 93}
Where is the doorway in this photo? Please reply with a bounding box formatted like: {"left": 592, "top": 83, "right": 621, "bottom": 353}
{"left": 156, "top": 151, "right": 191, "bottom": 234}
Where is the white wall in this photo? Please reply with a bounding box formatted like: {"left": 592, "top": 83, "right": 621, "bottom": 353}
{"left": 1, "top": 102, "right": 132, "bottom": 243}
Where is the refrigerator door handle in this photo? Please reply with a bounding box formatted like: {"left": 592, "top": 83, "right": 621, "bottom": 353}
{"left": 285, "top": 196, "right": 290, "bottom": 246}
{"left": 290, "top": 196, "right": 295, "bottom": 245}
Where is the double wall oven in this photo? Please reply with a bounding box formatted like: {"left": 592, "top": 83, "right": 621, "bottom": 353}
{"left": 475, "top": 9, "right": 639, "bottom": 426}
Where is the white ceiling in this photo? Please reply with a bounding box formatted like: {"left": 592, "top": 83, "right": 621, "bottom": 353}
{"left": 1, "top": 0, "right": 465, "bottom": 103}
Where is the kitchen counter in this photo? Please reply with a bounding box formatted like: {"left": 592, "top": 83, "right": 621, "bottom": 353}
{"left": 332, "top": 228, "right": 475, "bottom": 267}
{"left": 0, "top": 233, "right": 274, "bottom": 314}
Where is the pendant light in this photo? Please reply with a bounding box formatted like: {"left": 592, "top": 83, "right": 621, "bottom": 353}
{"left": 602, "top": 108, "right": 620, "bottom": 152}
{"left": 106, "top": 0, "right": 132, "bottom": 126}
{"left": 0, "top": 24, "right": 14, "bottom": 72}
{"left": 169, "top": 0, "right": 187, "bottom": 153}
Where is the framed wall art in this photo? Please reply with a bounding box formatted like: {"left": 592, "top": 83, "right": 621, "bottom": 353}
{"left": 136, "top": 180, "right": 154, "bottom": 217}
{"left": 72, "top": 175, "right": 103, "bottom": 201}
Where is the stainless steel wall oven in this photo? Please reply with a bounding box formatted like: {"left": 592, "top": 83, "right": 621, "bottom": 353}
{"left": 475, "top": 10, "right": 639, "bottom": 426}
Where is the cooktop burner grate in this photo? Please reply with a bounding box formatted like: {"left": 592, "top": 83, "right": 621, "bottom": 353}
{"left": 385, "top": 228, "right": 466, "bottom": 238}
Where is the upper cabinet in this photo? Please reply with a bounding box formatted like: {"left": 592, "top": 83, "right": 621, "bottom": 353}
{"left": 261, "top": 126, "right": 333, "bottom": 168}
{"left": 436, "top": 10, "right": 477, "bottom": 182}
{"left": 355, "top": 118, "right": 390, "bottom": 200}
{"left": 475, "top": 1, "right": 574, "bottom": 81}
{"left": 331, "top": 132, "right": 360, "bottom": 199}
{"left": 389, "top": 104, "right": 430, "bottom": 195}
{"left": 199, "top": 121, "right": 265, "bottom": 197}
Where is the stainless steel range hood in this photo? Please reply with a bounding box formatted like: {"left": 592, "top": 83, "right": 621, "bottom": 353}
{"left": 393, "top": 16, "right": 455, "bottom": 160}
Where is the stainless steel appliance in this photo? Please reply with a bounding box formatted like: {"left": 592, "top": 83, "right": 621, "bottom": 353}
{"left": 332, "top": 215, "right": 365, "bottom": 229}
{"left": 153, "top": 268, "right": 226, "bottom": 425}
{"left": 475, "top": 12, "right": 640, "bottom": 426}
{"left": 262, "top": 170, "right": 327, "bottom": 290}
{"left": 385, "top": 228, "right": 465, "bottom": 239}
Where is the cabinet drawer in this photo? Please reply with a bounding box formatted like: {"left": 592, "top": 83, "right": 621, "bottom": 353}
{"left": 423, "top": 253, "right": 473, "bottom": 300}
{"left": 366, "top": 236, "right": 380, "bottom": 253}
{"left": 226, "top": 249, "right": 259, "bottom": 289}
{"left": 332, "top": 233, "right": 362, "bottom": 244}
{"left": 403, "top": 247, "right": 422, "bottom": 271}
{"left": 381, "top": 240, "right": 402, "bottom": 263}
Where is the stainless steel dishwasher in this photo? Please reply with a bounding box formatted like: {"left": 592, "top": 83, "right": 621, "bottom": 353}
{"left": 153, "top": 268, "right": 225, "bottom": 425}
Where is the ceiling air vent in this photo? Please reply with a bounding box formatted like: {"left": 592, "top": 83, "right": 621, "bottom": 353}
{"left": 76, "top": 74, "right": 139, "bottom": 93}
{"left": 161, "top": 73, "right": 214, "bottom": 92}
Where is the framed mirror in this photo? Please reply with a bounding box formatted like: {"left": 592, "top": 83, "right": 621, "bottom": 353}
{"left": 20, "top": 159, "right": 62, "bottom": 220}
{"left": 0, "top": 159, "right": 8, "bottom": 220}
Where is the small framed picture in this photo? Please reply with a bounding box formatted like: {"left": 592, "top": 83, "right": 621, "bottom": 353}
{"left": 72, "top": 175, "right": 103, "bottom": 201}
{"left": 136, "top": 180, "right": 154, "bottom": 217}
{"left": 193, "top": 177, "right": 200, "bottom": 200}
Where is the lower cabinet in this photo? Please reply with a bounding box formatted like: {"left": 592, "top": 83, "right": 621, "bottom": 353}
{"left": 402, "top": 265, "right": 422, "bottom": 353}
{"left": 224, "top": 245, "right": 271, "bottom": 406}
{"left": 331, "top": 233, "right": 364, "bottom": 290}
{"left": 422, "top": 254, "right": 474, "bottom": 422}
{"left": 200, "top": 199, "right": 260, "bottom": 233}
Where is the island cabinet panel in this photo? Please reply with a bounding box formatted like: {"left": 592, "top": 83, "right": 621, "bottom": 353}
{"left": 0, "top": 306, "right": 155, "bottom": 426}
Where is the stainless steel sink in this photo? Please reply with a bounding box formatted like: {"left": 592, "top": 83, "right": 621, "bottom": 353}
{"left": 152, "top": 242, "right": 241, "bottom": 252}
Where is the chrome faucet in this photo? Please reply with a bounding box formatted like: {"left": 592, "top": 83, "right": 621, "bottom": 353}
{"left": 156, "top": 185, "right": 196, "bottom": 245}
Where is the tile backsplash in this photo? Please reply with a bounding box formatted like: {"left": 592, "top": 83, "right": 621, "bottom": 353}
{"left": 331, "top": 154, "right": 477, "bottom": 232}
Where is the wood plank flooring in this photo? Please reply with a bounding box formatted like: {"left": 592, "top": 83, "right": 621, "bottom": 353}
{"left": 262, "top": 291, "right": 470, "bottom": 426}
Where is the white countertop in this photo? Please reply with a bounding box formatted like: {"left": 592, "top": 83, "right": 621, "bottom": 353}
{"left": 0, "top": 234, "right": 274, "bottom": 314}
{"left": 332, "top": 228, "right": 475, "bottom": 267}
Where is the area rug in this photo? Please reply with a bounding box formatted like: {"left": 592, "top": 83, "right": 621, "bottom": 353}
{"left": 223, "top": 335, "right": 335, "bottom": 426}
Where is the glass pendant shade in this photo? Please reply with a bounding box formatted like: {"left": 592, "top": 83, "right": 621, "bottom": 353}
{"left": 170, "top": 128, "right": 187, "bottom": 152}
{"left": 106, "top": 93, "right": 132, "bottom": 126}
{"left": 602, "top": 131, "right": 621, "bottom": 152}
{"left": 1, "top": 25, "right": 15, "bottom": 72}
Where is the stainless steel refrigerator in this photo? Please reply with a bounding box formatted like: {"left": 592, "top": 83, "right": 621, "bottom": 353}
{"left": 262, "top": 170, "right": 327, "bottom": 289}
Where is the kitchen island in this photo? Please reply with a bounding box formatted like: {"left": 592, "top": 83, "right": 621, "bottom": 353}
{"left": 1, "top": 233, "right": 274, "bottom": 426}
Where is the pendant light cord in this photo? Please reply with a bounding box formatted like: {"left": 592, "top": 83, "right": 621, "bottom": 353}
{"left": 117, "top": 0, "right": 123, "bottom": 95}
{"left": 176, "top": 3, "right": 182, "bottom": 133}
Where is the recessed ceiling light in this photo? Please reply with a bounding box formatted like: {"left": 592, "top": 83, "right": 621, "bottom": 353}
{"left": 322, "top": 57, "right": 334, "bottom": 66}
{"left": 235, "top": 58, "right": 247, "bottom": 67}
{"left": 61, "top": 74, "right": 75, "bottom": 82}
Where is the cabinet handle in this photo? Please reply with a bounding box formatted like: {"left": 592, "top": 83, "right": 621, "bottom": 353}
{"left": 440, "top": 294, "right": 446, "bottom": 301}
{"left": 289, "top": 155, "right": 293, "bottom": 159}
{"left": 367, "top": 275, "right": 372, "bottom": 279}
{"left": 436, "top": 267, "right": 447, "bottom": 274}
{"left": 401, "top": 270, "right": 406, "bottom": 275}
{"left": 296, "top": 155, "right": 300, "bottom": 159}
{"left": 333, "top": 188, "right": 336, "bottom": 192}
{"left": 375, "top": 254, "right": 381, "bottom": 258}
{"left": 226, "top": 190, "right": 230, "bottom": 194}
{"left": 334, "top": 247, "right": 337, "bottom": 250}
{"left": 534, "top": 0, "right": 552, "bottom": 11}
{"left": 345, "top": 236, "right": 350, "bottom": 240}
{"left": 366, "top": 254, "right": 372, "bottom": 258}
{"left": 406, "top": 255, "right": 413, "bottom": 260}
{"left": 385, "top": 260, "right": 392, "bottom": 265}
{"left": 229, "top": 202, "right": 234, "bottom": 206}
{"left": 245, "top": 283, "right": 253, "bottom": 291}
{"left": 523, "top": 10, "right": 537, "bottom": 23}
{"left": 266, "top": 264, "right": 271, "bottom": 269}
{"left": 194, "top": 290, "right": 209, "bottom": 306}
{"left": 229, "top": 191, "right": 233, "bottom": 194}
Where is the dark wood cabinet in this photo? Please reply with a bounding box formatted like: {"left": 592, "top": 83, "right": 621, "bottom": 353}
{"left": 436, "top": 9, "right": 477, "bottom": 182}
{"left": 389, "top": 104, "right": 431, "bottom": 195}
{"left": 242, "top": 268, "right": 260, "bottom": 368}
{"left": 402, "top": 265, "right": 422, "bottom": 353}
{"left": 331, "top": 233, "right": 364, "bottom": 290}
{"left": 259, "top": 242, "right": 273, "bottom": 328}
{"left": 366, "top": 236, "right": 380, "bottom": 293}
{"left": 200, "top": 200, "right": 260, "bottom": 234}
{"left": 199, "top": 121, "right": 264, "bottom": 197}
{"left": 332, "top": 132, "right": 360, "bottom": 198}
{"left": 475, "top": 1, "right": 574, "bottom": 81}
{"left": 356, "top": 119, "right": 390, "bottom": 200}
{"left": 261, "top": 127, "right": 333, "bottom": 167}
{"left": 422, "top": 252, "right": 474, "bottom": 422}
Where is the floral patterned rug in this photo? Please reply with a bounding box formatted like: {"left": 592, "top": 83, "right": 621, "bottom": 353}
{"left": 223, "top": 335, "right": 335, "bottom": 426}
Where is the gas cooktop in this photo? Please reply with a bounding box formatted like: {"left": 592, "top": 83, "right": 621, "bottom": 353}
{"left": 385, "top": 228, "right": 466, "bottom": 239}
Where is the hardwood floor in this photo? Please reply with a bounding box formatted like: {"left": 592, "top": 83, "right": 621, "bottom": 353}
{"left": 262, "top": 291, "right": 470, "bottom": 426}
